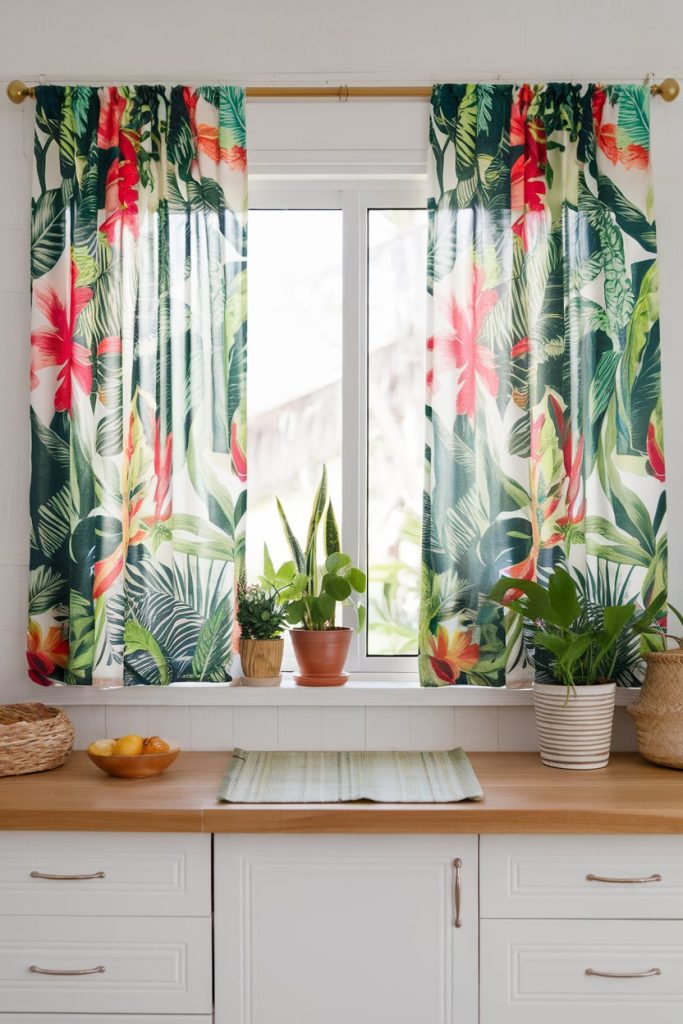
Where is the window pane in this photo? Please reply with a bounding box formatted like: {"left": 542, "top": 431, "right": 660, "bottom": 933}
{"left": 247, "top": 210, "right": 342, "bottom": 582}
{"left": 367, "top": 209, "right": 427, "bottom": 655}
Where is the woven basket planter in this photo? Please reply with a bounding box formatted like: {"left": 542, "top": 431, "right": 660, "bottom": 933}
{"left": 0, "top": 703, "right": 74, "bottom": 777}
{"left": 533, "top": 682, "right": 616, "bottom": 770}
{"left": 628, "top": 650, "right": 683, "bottom": 769}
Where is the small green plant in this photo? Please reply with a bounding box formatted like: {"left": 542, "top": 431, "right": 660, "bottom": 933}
{"left": 488, "top": 567, "right": 665, "bottom": 691}
{"left": 262, "top": 467, "right": 366, "bottom": 632}
{"left": 236, "top": 584, "right": 289, "bottom": 641}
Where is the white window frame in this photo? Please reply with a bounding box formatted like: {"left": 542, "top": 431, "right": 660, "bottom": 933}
{"left": 249, "top": 177, "right": 428, "bottom": 681}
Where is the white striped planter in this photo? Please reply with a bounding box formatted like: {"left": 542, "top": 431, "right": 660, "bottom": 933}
{"left": 533, "top": 682, "right": 616, "bottom": 770}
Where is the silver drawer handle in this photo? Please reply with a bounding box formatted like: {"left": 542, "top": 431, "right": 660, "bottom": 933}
{"left": 30, "top": 871, "right": 106, "bottom": 881}
{"left": 30, "top": 965, "right": 106, "bottom": 976}
{"left": 453, "top": 857, "right": 462, "bottom": 929}
{"left": 586, "top": 967, "right": 661, "bottom": 979}
{"left": 586, "top": 873, "right": 662, "bottom": 884}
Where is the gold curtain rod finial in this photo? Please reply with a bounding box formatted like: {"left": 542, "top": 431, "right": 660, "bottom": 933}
{"left": 7, "top": 80, "right": 35, "bottom": 104}
{"left": 651, "top": 77, "right": 680, "bottom": 102}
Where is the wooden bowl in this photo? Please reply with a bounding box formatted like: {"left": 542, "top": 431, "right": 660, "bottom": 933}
{"left": 87, "top": 742, "right": 181, "bottom": 779}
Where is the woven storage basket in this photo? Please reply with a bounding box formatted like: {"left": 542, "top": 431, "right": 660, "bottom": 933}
{"left": 628, "top": 650, "right": 683, "bottom": 769}
{"left": 0, "top": 703, "right": 74, "bottom": 777}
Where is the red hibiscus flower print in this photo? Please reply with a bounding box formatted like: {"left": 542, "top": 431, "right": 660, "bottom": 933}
{"left": 99, "top": 129, "right": 140, "bottom": 244}
{"left": 430, "top": 266, "right": 499, "bottom": 420}
{"left": 97, "top": 87, "right": 127, "bottom": 149}
{"left": 592, "top": 86, "right": 649, "bottom": 170}
{"left": 27, "top": 620, "right": 68, "bottom": 686}
{"left": 196, "top": 125, "right": 247, "bottom": 170}
{"left": 428, "top": 625, "right": 480, "bottom": 684}
{"left": 231, "top": 421, "right": 247, "bottom": 483}
{"left": 647, "top": 421, "right": 665, "bottom": 482}
{"left": 31, "top": 261, "right": 93, "bottom": 413}
{"left": 149, "top": 419, "right": 173, "bottom": 523}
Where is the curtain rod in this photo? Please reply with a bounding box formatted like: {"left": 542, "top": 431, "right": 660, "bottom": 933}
{"left": 6, "top": 78, "right": 681, "bottom": 104}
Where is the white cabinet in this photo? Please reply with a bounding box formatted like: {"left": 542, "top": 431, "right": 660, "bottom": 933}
{"left": 214, "top": 834, "right": 478, "bottom": 1024}
{"left": 480, "top": 834, "right": 683, "bottom": 918}
{"left": 481, "top": 919, "right": 683, "bottom": 1024}
{"left": 480, "top": 835, "right": 683, "bottom": 1024}
{"left": 0, "top": 833, "right": 212, "bottom": 1018}
{"left": 0, "top": 832, "right": 211, "bottom": 917}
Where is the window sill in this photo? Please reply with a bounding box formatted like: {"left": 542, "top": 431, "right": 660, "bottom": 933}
{"left": 5, "top": 678, "right": 641, "bottom": 707}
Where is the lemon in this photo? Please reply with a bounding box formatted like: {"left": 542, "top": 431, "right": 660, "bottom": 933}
{"left": 112, "top": 734, "right": 144, "bottom": 757}
{"left": 88, "top": 738, "right": 116, "bottom": 757}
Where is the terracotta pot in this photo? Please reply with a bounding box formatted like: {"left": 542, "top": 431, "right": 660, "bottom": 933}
{"left": 290, "top": 627, "right": 352, "bottom": 686}
{"left": 533, "top": 681, "right": 616, "bottom": 770}
{"left": 239, "top": 638, "right": 284, "bottom": 684}
{"left": 628, "top": 650, "right": 683, "bottom": 769}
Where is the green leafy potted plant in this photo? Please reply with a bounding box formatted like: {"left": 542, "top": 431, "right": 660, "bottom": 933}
{"left": 263, "top": 467, "right": 366, "bottom": 686}
{"left": 237, "top": 583, "right": 289, "bottom": 686}
{"left": 488, "top": 567, "right": 663, "bottom": 770}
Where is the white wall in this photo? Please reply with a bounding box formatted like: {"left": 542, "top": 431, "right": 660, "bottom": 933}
{"left": 0, "top": 0, "right": 681, "bottom": 750}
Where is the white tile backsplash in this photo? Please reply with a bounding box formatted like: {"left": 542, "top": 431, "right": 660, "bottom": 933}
{"left": 497, "top": 706, "right": 539, "bottom": 751}
{"left": 321, "top": 706, "right": 366, "bottom": 750}
{"left": 453, "top": 707, "right": 499, "bottom": 751}
{"left": 61, "top": 701, "right": 639, "bottom": 752}
{"left": 278, "top": 706, "right": 322, "bottom": 750}
{"left": 145, "top": 705, "right": 191, "bottom": 750}
{"left": 105, "top": 704, "right": 149, "bottom": 741}
{"left": 409, "top": 707, "right": 455, "bottom": 750}
{"left": 190, "top": 706, "right": 234, "bottom": 751}
{"left": 365, "top": 706, "right": 411, "bottom": 750}
{"left": 233, "top": 706, "right": 279, "bottom": 750}
{"left": 66, "top": 705, "right": 106, "bottom": 750}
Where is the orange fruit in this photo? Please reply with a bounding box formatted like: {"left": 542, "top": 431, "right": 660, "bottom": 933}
{"left": 142, "top": 736, "right": 170, "bottom": 755}
{"left": 112, "top": 734, "right": 144, "bottom": 757}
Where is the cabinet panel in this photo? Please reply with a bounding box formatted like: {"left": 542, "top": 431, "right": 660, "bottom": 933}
{"left": 214, "top": 834, "right": 478, "bottom": 1024}
{"left": 481, "top": 919, "right": 683, "bottom": 1024}
{"left": 0, "top": 1017, "right": 212, "bottom": 1023}
{"left": 480, "top": 834, "right": 683, "bottom": 918}
{"left": 0, "top": 832, "right": 211, "bottom": 917}
{"left": 0, "top": 916, "right": 212, "bottom": 1014}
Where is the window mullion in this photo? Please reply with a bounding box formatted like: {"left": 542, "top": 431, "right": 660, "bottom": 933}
{"left": 340, "top": 190, "right": 364, "bottom": 672}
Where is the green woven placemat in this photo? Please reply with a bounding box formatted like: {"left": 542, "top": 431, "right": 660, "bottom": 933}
{"left": 218, "top": 748, "right": 483, "bottom": 803}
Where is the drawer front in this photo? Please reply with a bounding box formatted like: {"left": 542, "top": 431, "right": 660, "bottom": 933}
{"left": 0, "top": 1017, "right": 212, "bottom": 1023}
{"left": 0, "top": 916, "right": 212, "bottom": 1014}
{"left": 480, "top": 834, "right": 683, "bottom": 918}
{"left": 481, "top": 919, "right": 683, "bottom": 1024}
{"left": 0, "top": 832, "right": 211, "bottom": 916}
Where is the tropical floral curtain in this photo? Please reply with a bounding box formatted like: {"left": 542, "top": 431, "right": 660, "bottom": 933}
{"left": 28, "top": 85, "right": 247, "bottom": 686}
{"left": 420, "top": 83, "right": 666, "bottom": 687}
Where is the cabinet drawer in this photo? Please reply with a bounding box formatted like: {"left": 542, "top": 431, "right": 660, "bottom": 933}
{"left": 0, "top": 1017, "right": 212, "bottom": 1023}
{"left": 0, "top": 832, "right": 211, "bottom": 916}
{"left": 0, "top": 916, "right": 212, "bottom": 1015}
{"left": 481, "top": 919, "right": 683, "bottom": 1024}
{"left": 480, "top": 835, "right": 683, "bottom": 918}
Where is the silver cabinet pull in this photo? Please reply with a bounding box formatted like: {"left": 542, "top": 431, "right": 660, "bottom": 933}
{"left": 586, "top": 873, "right": 662, "bottom": 884}
{"left": 30, "top": 965, "right": 106, "bottom": 976}
{"left": 586, "top": 967, "right": 662, "bottom": 979}
{"left": 30, "top": 871, "right": 106, "bottom": 881}
{"left": 453, "top": 857, "right": 462, "bottom": 928}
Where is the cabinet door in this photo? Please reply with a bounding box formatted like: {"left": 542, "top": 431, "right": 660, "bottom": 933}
{"left": 214, "top": 834, "right": 478, "bottom": 1024}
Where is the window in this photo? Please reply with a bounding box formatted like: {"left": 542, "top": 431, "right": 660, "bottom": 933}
{"left": 248, "top": 184, "right": 427, "bottom": 677}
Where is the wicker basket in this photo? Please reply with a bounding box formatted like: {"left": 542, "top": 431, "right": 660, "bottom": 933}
{"left": 628, "top": 651, "right": 683, "bottom": 769}
{"left": 0, "top": 703, "right": 75, "bottom": 777}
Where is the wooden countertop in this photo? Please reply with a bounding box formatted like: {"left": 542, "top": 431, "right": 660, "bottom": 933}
{"left": 0, "top": 751, "right": 682, "bottom": 834}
